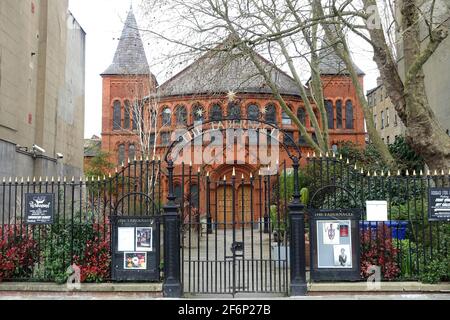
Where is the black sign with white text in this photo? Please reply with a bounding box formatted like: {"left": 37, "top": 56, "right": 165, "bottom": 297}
{"left": 429, "top": 188, "right": 450, "bottom": 221}
{"left": 25, "top": 193, "right": 54, "bottom": 225}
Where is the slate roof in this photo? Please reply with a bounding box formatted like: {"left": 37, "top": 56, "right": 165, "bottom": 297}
{"left": 102, "top": 7, "right": 152, "bottom": 76}
{"left": 158, "top": 43, "right": 306, "bottom": 98}
{"left": 319, "top": 41, "right": 365, "bottom": 76}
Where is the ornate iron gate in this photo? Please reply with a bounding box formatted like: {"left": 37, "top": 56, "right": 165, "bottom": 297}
{"left": 176, "top": 165, "right": 291, "bottom": 295}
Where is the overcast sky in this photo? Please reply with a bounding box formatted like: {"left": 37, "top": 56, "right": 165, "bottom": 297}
{"left": 69, "top": 0, "right": 380, "bottom": 139}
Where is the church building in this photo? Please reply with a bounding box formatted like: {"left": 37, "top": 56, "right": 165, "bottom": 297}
{"left": 100, "top": 7, "right": 366, "bottom": 221}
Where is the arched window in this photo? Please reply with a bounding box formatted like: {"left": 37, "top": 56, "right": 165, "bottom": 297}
{"left": 336, "top": 100, "right": 343, "bottom": 129}
{"left": 190, "top": 184, "right": 199, "bottom": 208}
{"left": 118, "top": 144, "right": 125, "bottom": 165}
{"left": 297, "top": 108, "right": 306, "bottom": 125}
{"left": 174, "top": 184, "right": 182, "bottom": 205}
{"left": 265, "top": 104, "right": 276, "bottom": 123}
{"left": 124, "top": 100, "right": 131, "bottom": 129}
{"left": 175, "top": 105, "right": 187, "bottom": 125}
{"left": 132, "top": 102, "right": 139, "bottom": 130}
{"left": 162, "top": 107, "right": 171, "bottom": 126}
{"left": 192, "top": 104, "right": 205, "bottom": 122}
{"left": 346, "top": 100, "right": 354, "bottom": 129}
{"left": 128, "top": 144, "right": 136, "bottom": 161}
{"left": 326, "top": 100, "right": 334, "bottom": 129}
{"left": 227, "top": 102, "right": 241, "bottom": 120}
{"left": 282, "top": 109, "right": 292, "bottom": 125}
{"left": 247, "top": 104, "right": 260, "bottom": 121}
{"left": 210, "top": 104, "right": 223, "bottom": 121}
{"left": 113, "top": 100, "right": 121, "bottom": 130}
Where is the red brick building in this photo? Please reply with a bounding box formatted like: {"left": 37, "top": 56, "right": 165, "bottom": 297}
{"left": 100, "top": 8, "right": 366, "bottom": 221}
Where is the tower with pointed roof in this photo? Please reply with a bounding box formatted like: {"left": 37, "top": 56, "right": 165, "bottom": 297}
{"left": 101, "top": 6, "right": 157, "bottom": 160}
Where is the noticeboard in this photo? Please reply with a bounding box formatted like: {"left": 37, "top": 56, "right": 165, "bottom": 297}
{"left": 25, "top": 193, "right": 54, "bottom": 225}
{"left": 309, "top": 209, "right": 361, "bottom": 281}
{"left": 428, "top": 188, "right": 450, "bottom": 221}
{"left": 111, "top": 216, "right": 160, "bottom": 282}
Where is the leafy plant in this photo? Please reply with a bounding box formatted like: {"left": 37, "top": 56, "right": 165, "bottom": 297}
{"left": 360, "top": 224, "right": 400, "bottom": 280}
{"left": 0, "top": 226, "right": 38, "bottom": 282}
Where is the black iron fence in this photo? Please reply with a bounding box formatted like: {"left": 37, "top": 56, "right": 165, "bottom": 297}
{"left": 0, "top": 160, "right": 163, "bottom": 283}
{"left": 306, "top": 155, "right": 450, "bottom": 282}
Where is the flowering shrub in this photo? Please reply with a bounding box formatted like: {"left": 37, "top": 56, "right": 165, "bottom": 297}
{"left": 360, "top": 224, "right": 400, "bottom": 280}
{"left": 73, "top": 223, "right": 111, "bottom": 283}
{"left": 0, "top": 225, "right": 38, "bottom": 282}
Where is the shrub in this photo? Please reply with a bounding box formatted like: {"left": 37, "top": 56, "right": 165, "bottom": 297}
{"left": 39, "top": 217, "right": 111, "bottom": 284}
{"left": 360, "top": 224, "right": 400, "bottom": 280}
{"left": 73, "top": 224, "right": 111, "bottom": 283}
{"left": 0, "top": 226, "right": 38, "bottom": 282}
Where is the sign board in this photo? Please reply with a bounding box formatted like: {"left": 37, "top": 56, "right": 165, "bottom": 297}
{"left": 309, "top": 209, "right": 361, "bottom": 281}
{"left": 428, "top": 188, "right": 450, "bottom": 221}
{"left": 25, "top": 193, "right": 54, "bottom": 225}
{"left": 366, "top": 201, "right": 388, "bottom": 221}
{"left": 111, "top": 216, "right": 160, "bottom": 282}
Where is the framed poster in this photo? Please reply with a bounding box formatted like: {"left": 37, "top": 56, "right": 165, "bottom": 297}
{"left": 310, "top": 209, "right": 361, "bottom": 281}
{"left": 110, "top": 216, "right": 160, "bottom": 282}
{"left": 25, "top": 193, "right": 54, "bottom": 225}
{"left": 428, "top": 188, "right": 450, "bottom": 221}
{"left": 136, "top": 227, "right": 153, "bottom": 252}
{"left": 124, "top": 252, "right": 147, "bottom": 270}
{"left": 118, "top": 227, "right": 135, "bottom": 252}
{"left": 316, "top": 220, "right": 352, "bottom": 268}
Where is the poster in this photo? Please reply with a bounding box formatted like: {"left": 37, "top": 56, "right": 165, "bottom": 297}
{"left": 323, "top": 222, "right": 340, "bottom": 244}
{"left": 118, "top": 227, "right": 135, "bottom": 252}
{"left": 333, "top": 245, "right": 352, "bottom": 268}
{"left": 136, "top": 227, "right": 153, "bottom": 252}
{"left": 429, "top": 188, "right": 450, "bottom": 220}
{"left": 25, "top": 193, "right": 54, "bottom": 225}
{"left": 339, "top": 224, "right": 349, "bottom": 237}
{"left": 124, "top": 252, "right": 147, "bottom": 270}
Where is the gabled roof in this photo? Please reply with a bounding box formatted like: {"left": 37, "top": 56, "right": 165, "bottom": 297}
{"left": 102, "top": 7, "right": 152, "bottom": 76}
{"left": 158, "top": 41, "right": 306, "bottom": 97}
{"left": 319, "top": 41, "right": 365, "bottom": 76}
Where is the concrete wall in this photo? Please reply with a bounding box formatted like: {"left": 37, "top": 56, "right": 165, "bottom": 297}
{"left": 0, "top": 0, "right": 85, "bottom": 179}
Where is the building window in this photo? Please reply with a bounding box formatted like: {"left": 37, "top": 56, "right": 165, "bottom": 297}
{"left": 336, "top": 100, "right": 343, "bottom": 129}
{"left": 381, "top": 110, "right": 385, "bottom": 129}
{"left": 192, "top": 104, "right": 205, "bottom": 122}
{"left": 386, "top": 136, "right": 390, "bottom": 145}
{"left": 326, "top": 100, "right": 334, "bottom": 129}
{"left": 298, "top": 134, "right": 307, "bottom": 146}
{"left": 118, "top": 144, "right": 125, "bottom": 165}
{"left": 128, "top": 144, "right": 136, "bottom": 161}
{"left": 113, "top": 100, "right": 121, "bottom": 130}
{"left": 374, "top": 115, "right": 377, "bottom": 129}
{"left": 162, "top": 107, "right": 171, "bottom": 126}
{"left": 394, "top": 113, "right": 398, "bottom": 127}
{"left": 282, "top": 110, "right": 292, "bottom": 125}
{"left": 189, "top": 185, "right": 199, "bottom": 208}
{"left": 210, "top": 104, "right": 223, "bottom": 121}
{"left": 247, "top": 104, "right": 260, "bottom": 121}
{"left": 345, "top": 100, "right": 354, "bottom": 129}
{"left": 175, "top": 105, "right": 187, "bottom": 125}
{"left": 283, "top": 131, "right": 295, "bottom": 146}
{"left": 297, "top": 108, "right": 306, "bottom": 126}
{"left": 149, "top": 133, "right": 156, "bottom": 147}
{"left": 174, "top": 184, "right": 182, "bottom": 205}
{"left": 227, "top": 102, "right": 241, "bottom": 120}
{"left": 132, "top": 102, "right": 139, "bottom": 130}
{"left": 124, "top": 100, "right": 131, "bottom": 129}
{"left": 265, "top": 104, "right": 277, "bottom": 124}
{"left": 161, "top": 132, "right": 171, "bottom": 146}
{"left": 386, "top": 108, "right": 390, "bottom": 127}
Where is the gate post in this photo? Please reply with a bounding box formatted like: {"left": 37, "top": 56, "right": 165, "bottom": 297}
{"left": 288, "top": 157, "right": 307, "bottom": 296}
{"left": 163, "top": 159, "right": 182, "bottom": 297}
